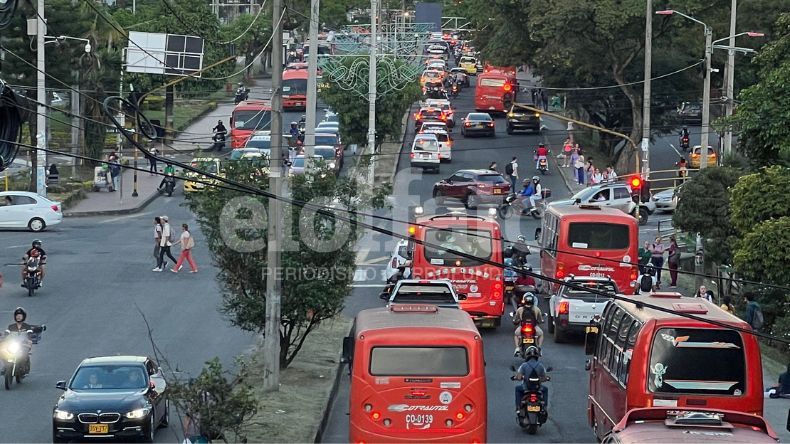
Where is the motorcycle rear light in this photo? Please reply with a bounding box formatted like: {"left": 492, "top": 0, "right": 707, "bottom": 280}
{"left": 558, "top": 301, "right": 570, "bottom": 315}
{"left": 521, "top": 324, "right": 534, "bottom": 334}
{"left": 529, "top": 393, "right": 538, "bottom": 403}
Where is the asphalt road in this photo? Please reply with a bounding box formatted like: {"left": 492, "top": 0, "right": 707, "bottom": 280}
{"left": 0, "top": 196, "right": 254, "bottom": 443}
{"left": 322, "top": 79, "right": 598, "bottom": 443}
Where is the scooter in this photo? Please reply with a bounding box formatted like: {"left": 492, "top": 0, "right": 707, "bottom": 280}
{"left": 21, "top": 256, "right": 42, "bottom": 297}
{"left": 234, "top": 87, "right": 249, "bottom": 104}
{"left": 159, "top": 175, "right": 176, "bottom": 197}
{"left": 537, "top": 157, "right": 549, "bottom": 175}
{"left": 450, "top": 83, "right": 460, "bottom": 98}
{"left": 680, "top": 134, "right": 690, "bottom": 151}
{"left": 511, "top": 365, "right": 551, "bottom": 434}
{"left": 498, "top": 193, "right": 550, "bottom": 220}
{"left": 1, "top": 325, "right": 45, "bottom": 390}
{"left": 209, "top": 132, "right": 226, "bottom": 151}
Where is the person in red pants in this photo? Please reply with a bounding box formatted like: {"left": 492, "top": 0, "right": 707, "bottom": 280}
{"left": 171, "top": 223, "right": 198, "bottom": 273}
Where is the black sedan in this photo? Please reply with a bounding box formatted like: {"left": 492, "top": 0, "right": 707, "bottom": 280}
{"left": 461, "top": 112, "right": 496, "bottom": 137}
{"left": 52, "top": 356, "right": 169, "bottom": 443}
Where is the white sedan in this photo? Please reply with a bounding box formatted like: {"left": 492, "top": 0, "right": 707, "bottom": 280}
{"left": 0, "top": 191, "right": 63, "bottom": 231}
{"left": 651, "top": 187, "right": 680, "bottom": 212}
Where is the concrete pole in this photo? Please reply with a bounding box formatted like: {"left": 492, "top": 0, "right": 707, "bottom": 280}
{"left": 36, "top": 0, "right": 47, "bottom": 197}
{"left": 723, "top": 0, "right": 737, "bottom": 157}
{"left": 641, "top": 0, "right": 652, "bottom": 179}
{"left": 367, "top": 0, "right": 378, "bottom": 183}
{"left": 304, "top": 0, "right": 320, "bottom": 169}
{"left": 263, "top": 0, "right": 284, "bottom": 393}
{"left": 699, "top": 27, "right": 712, "bottom": 169}
{"left": 118, "top": 69, "right": 124, "bottom": 203}
{"left": 70, "top": 84, "right": 80, "bottom": 178}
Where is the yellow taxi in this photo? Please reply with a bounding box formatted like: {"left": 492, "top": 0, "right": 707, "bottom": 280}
{"left": 459, "top": 56, "right": 477, "bottom": 75}
{"left": 689, "top": 145, "right": 717, "bottom": 168}
{"left": 420, "top": 69, "right": 445, "bottom": 87}
{"left": 183, "top": 157, "right": 223, "bottom": 192}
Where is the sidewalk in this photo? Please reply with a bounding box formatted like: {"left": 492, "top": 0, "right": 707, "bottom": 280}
{"left": 63, "top": 164, "right": 164, "bottom": 217}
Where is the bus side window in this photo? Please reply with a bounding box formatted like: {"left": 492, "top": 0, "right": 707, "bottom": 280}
{"left": 615, "top": 318, "right": 636, "bottom": 386}
{"left": 596, "top": 303, "right": 614, "bottom": 359}
{"left": 617, "top": 321, "right": 642, "bottom": 386}
{"left": 606, "top": 308, "right": 625, "bottom": 371}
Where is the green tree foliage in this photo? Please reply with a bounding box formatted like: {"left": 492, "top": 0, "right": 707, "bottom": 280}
{"left": 672, "top": 166, "right": 742, "bottom": 264}
{"left": 286, "top": 0, "right": 367, "bottom": 30}
{"left": 730, "top": 166, "right": 790, "bottom": 233}
{"left": 220, "top": 12, "right": 272, "bottom": 78}
{"left": 724, "top": 13, "right": 790, "bottom": 167}
{"left": 185, "top": 161, "right": 389, "bottom": 368}
{"left": 167, "top": 358, "right": 257, "bottom": 442}
{"left": 319, "top": 56, "right": 420, "bottom": 148}
{"left": 733, "top": 217, "right": 790, "bottom": 286}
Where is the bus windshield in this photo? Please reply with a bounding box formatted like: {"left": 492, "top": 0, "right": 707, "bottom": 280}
{"left": 283, "top": 79, "right": 307, "bottom": 95}
{"left": 424, "top": 228, "right": 492, "bottom": 266}
{"left": 370, "top": 347, "right": 468, "bottom": 376}
{"left": 648, "top": 328, "right": 745, "bottom": 396}
{"left": 233, "top": 110, "right": 272, "bottom": 131}
{"left": 568, "top": 222, "right": 629, "bottom": 250}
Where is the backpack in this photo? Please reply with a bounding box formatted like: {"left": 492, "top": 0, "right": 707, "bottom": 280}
{"left": 752, "top": 305, "right": 764, "bottom": 330}
{"left": 505, "top": 162, "right": 514, "bottom": 175}
{"left": 639, "top": 274, "right": 653, "bottom": 293}
{"left": 167, "top": 226, "right": 177, "bottom": 244}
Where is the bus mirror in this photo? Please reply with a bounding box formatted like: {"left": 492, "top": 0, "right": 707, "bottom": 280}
{"left": 584, "top": 325, "right": 599, "bottom": 356}
{"left": 585, "top": 359, "right": 592, "bottom": 371}
{"left": 534, "top": 228, "right": 541, "bottom": 241}
{"left": 574, "top": 198, "right": 582, "bottom": 204}
{"left": 457, "top": 293, "right": 467, "bottom": 300}
{"left": 341, "top": 336, "right": 353, "bottom": 364}
{"left": 379, "top": 292, "right": 389, "bottom": 300}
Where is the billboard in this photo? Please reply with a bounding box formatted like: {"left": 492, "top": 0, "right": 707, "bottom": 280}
{"left": 125, "top": 31, "right": 204, "bottom": 77}
{"left": 415, "top": 2, "right": 442, "bottom": 32}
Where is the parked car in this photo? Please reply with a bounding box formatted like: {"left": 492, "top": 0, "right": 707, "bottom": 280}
{"left": 52, "top": 356, "right": 169, "bottom": 443}
{"left": 0, "top": 191, "right": 62, "bottom": 232}
{"left": 433, "top": 169, "right": 510, "bottom": 209}
{"left": 409, "top": 133, "right": 441, "bottom": 173}
{"left": 461, "top": 112, "right": 495, "bottom": 137}
{"left": 548, "top": 276, "right": 618, "bottom": 343}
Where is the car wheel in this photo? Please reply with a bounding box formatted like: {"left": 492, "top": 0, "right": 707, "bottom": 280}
{"left": 554, "top": 324, "right": 567, "bottom": 343}
{"left": 638, "top": 207, "right": 649, "bottom": 225}
{"left": 433, "top": 189, "right": 444, "bottom": 205}
{"left": 144, "top": 410, "right": 156, "bottom": 443}
{"left": 506, "top": 124, "right": 514, "bottom": 135}
{"left": 465, "top": 193, "right": 479, "bottom": 209}
{"left": 547, "top": 315, "right": 555, "bottom": 334}
{"left": 159, "top": 399, "right": 170, "bottom": 428}
{"left": 28, "top": 218, "right": 45, "bottom": 232}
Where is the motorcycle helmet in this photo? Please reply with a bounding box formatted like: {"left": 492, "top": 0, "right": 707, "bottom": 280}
{"left": 524, "top": 345, "right": 541, "bottom": 359}
{"left": 13, "top": 307, "right": 26, "bottom": 322}
{"left": 32, "top": 239, "right": 42, "bottom": 248}
{"left": 522, "top": 179, "right": 530, "bottom": 186}
{"left": 290, "top": 121, "right": 297, "bottom": 127}
{"left": 522, "top": 292, "right": 535, "bottom": 307}
{"left": 532, "top": 176, "right": 540, "bottom": 184}
{"left": 538, "top": 143, "right": 545, "bottom": 148}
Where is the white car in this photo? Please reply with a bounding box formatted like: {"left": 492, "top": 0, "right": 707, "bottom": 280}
{"left": 424, "top": 99, "right": 455, "bottom": 127}
{"left": 316, "top": 121, "right": 339, "bottom": 132}
{"left": 409, "top": 133, "right": 440, "bottom": 173}
{"left": 0, "top": 191, "right": 63, "bottom": 232}
{"left": 383, "top": 279, "right": 465, "bottom": 309}
{"left": 420, "top": 128, "right": 452, "bottom": 162}
{"left": 548, "top": 276, "right": 618, "bottom": 343}
{"left": 651, "top": 187, "right": 680, "bottom": 212}
{"left": 384, "top": 239, "right": 410, "bottom": 281}
{"left": 418, "top": 121, "right": 450, "bottom": 134}
{"left": 289, "top": 154, "right": 322, "bottom": 176}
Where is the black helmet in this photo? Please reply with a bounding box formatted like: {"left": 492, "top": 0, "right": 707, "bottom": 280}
{"left": 538, "top": 143, "right": 545, "bottom": 148}
{"left": 13, "top": 307, "right": 26, "bottom": 322}
{"left": 32, "top": 239, "right": 42, "bottom": 248}
{"left": 522, "top": 292, "right": 535, "bottom": 306}
{"left": 524, "top": 345, "right": 540, "bottom": 359}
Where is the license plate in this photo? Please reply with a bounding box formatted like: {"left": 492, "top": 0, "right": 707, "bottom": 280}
{"left": 522, "top": 338, "right": 535, "bottom": 344}
{"left": 422, "top": 154, "right": 430, "bottom": 159}
{"left": 494, "top": 189, "right": 502, "bottom": 194}
{"left": 527, "top": 405, "right": 541, "bottom": 412}
{"left": 88, "top": 424, "right": 109, "bottom": 434}
{"left": 506, "top": 285, "right": 514, "bottom": 291}
{"left": 405, "top": 414, "right": 434, "bottom": 430}
{"left": 296, "top": 102, "right": 303, "bottom": 106}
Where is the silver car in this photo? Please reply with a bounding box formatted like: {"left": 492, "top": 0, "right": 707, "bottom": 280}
{"left": 651, "top": 187, "right": 680, "bottom": 212}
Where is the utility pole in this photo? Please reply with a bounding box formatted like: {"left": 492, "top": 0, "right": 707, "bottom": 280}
{"left": 723, "top": 0, "right": 737, "bottom": 157}
{"left": 640, "top": 0, "right": 652, "bottom": 179}
{"left": 699, "top": 26, "right": 712, "bottom": 169}
{"left": 367, "top": 0, "right": 378, "bottom": 183}
{"left": 304, "top": 0, "right": 320, "bottom": 169}
{"left": 35, "top": 0, "right": 47, "bottom": 197}
{"left": 70, "top": 83, "right": 80, "bottom": 178}
{"left": 263, "top": 0, "right": 284, "bottom": 393}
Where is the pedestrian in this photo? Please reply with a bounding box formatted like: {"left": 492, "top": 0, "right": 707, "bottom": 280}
{"left": 153, "top": 216, "right": 177, "bottom": 272}
{"left": 591, "top": 168, "right": 603, "bottom": 185}
{"left": 585, "top": 158, "right": 595, "bottom": 186}
{"left": 171, "top": 223, "right": 198, "bottom": 273}
{"left": 540, "top": 89, "right": 548, "bottom": 111}
{"left": 153, "top": 217, "right": 168, "bottom": 269}
{"left": 604, "top": 165, "right": 618, "bottom": 183}
{"left": 148, "top": 147, "right": 159, "bottom": 176}
{"left": 352, "top": 144, "right": 357, "bottom": 156}
{"left": 574, "top": 142, "right": 582, "bottom": 156}
{"left": 675, "top": 157, "right": 688, "bottom": 187}
{"left": 108, "top": 155, "right": 121, "bottom": 192}
{"left": 649, "top": 237, "right": 665, "bottom": 286}
{"left": 488, "top": 161, "right": 498, "bottom": 172}
{"left": 505, "top": 157, "right": 518, "bottom": 193}
{"left": 561, "top": 138, "right": 572, "bottom": 167}
{"left": 667, "top": 235, "right": 680, "bottom": 287}
{"left": 720, "top": 296, "right": 735, "bottom": 314}
{"left": 574, "top": 154, "right": 586, "bottom": 185}
{"left": 638, "top": 241, "right": 652, "bottom": 274}
{"left": 531, "top": 88, "right": 538, "bottom": 105}
{"left": 744, "top": 292, "right": 764, "bottom": 331}
{"left": 694, "top": 285, "right": 714, "bottom": 302}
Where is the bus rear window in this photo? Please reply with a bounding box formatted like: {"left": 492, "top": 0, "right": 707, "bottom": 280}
{"left": 648, "top": 328, "right": 745, "bottom": 395}
{"left": 567, "top": 222, "right": 629, "bottom": 250}
{"left": 370, "top": 347, "right": 468, "bottom": 376}
{"left": 424, "top": 228, "right": 492, "bottom": 266}
{"left": 480, "top": 78, "right": 505, "bottom": 87}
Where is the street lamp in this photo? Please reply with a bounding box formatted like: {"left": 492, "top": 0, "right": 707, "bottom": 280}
{"left": 45, "top": 35, "right": 92, "bottom": 53}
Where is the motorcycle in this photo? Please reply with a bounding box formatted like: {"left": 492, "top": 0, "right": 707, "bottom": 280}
{"left": 159, "top": 175, "right": 176, "bottom": 197}
{"left": 450, "top": 83, "right": 460, "bottom": 98}
{"left": 680, "top": 134, "right": 690, "bottom": 151}
{"left": 1, "top": 325, "right": 45, "bottom": 390}
{"left": 498, "top": 192, "right": 550, "bottom": 220}
{"left": 511, "top": 364, "right": 551, "bottom": 434}
{"left": 22, "top": 256, "right": 42, "bottom": 297}
{"left": 379, "top": 265, "right": 411, "bottom": 301}
{"left": 537, "top": 157, "right": 548, "bottom": 175}
{"left": 210, "top": 132, "right": 226, "bottom": 151}
{"left": 234, "top": 87, "right": 249, "bottom": 104}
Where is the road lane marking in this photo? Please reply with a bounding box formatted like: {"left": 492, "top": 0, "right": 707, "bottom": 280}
{"left": 668, "top": 143, "right": 683, "bottom": 158}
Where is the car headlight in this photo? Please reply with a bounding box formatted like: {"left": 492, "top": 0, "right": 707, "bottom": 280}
{"left": 7, "top": 342, "right": 21, "bottom": 355}
{"left": 54, "top": 409, "right": 74, "bottom": 420}
{"left": 125, "top": 407, "right": 151, "bottom": 419}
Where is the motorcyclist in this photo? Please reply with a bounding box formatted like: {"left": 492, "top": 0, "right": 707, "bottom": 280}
{"left": 212, "top": 120, "right": 227, "bottom": 140}
{"left": 514, "top": 345, "right": 550, "bottom": 412}
{"left": 535, "top": 143, "right": 549, "bottom": 171}
{"left": 157, "top": 163, "right": 176, "bottom": 190}
{"left": 7, "top": 307, "right": 32, "bottom": 333}
{"left": 512, "top": 292, "right": 544, "bottom": 356}
{"left": 526, "top": 176, "right": 543, "bottom": 210}
{"left": 289, "top": 121, "right": 300, "bottom": 140}
{"left": 21, "top": 240, "right": 46, "bottom": 286}
{"left": 518, "top": 179, "right": 536, "bottom": 213}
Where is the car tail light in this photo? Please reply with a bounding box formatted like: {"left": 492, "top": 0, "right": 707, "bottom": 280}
{"left": 410, "top": 152, "right": 415, "bottom": 158}
{"left": 630, "top": 269, "right": 638, "bottom": 281}
{"left": 440, "top": 114, "right": 446, "bottom": 120}
{"left": 558, "top": 301, "right": 570, "bottom": 315}
{"left": 50, "top": 204, "right": 59, "bottom": 212}
{"left": 437, "top": 153, "right": 442, "bottom": 159}
{"left": 464, "top": 122, "right": 471, "bottom": 127}
{"left": 556, "top": 269, "right": 565, "bottom": 279}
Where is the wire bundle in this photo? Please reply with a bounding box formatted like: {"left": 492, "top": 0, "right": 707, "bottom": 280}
{"left": 0, "top": 79, "right": 23, "bottom": 172}
{"left": 0, "top": 0, "right": 18, "bottom": 29}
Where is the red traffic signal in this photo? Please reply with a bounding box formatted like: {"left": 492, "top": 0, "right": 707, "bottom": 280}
{"left": 630, "top": 176, "right": 642, "bottom": 188}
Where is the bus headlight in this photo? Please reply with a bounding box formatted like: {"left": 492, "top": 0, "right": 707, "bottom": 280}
{"left": 487, "top": 208, "right": 498, "bottom": 216}
{"left": 414, "top": 206, "right": 424, "bottom": 215}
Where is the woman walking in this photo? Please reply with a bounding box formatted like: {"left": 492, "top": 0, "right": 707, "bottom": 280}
{"left": 667, "top": 236, "right": 680, "bottom": 287}
{"left": 574, "top": 154, "right": 586, "bottom": 185}
{"left": 172, "top": 223, "right": 198, "bottom": 273}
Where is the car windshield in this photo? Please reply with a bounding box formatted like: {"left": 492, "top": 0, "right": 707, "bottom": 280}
{"left": 460, "top": 57, "right": 475, "bottom": 63}
{"left": 314, "top": 148, "right": 335, "bottom": 159}
{"left": 245, "top": 138, "right": 271, "bottom": 150}
{"left": 562, "top": 280, "right": 618, "bottom": 302}
{"left": 648, "top": 328, "right": 745, "bottom": 395}
{"left": 314, "top": 135, "right": 338, "bottom": 146}
{"left": 392, "top": 283, "right": 456, "bottom": 304}
{"left": 413, "top": 137, "right": 438, "bottom": 151}
{"left": 423, "top": 71, "right": 440, "bottom": 78}
{"left": 424, "top": 227, "right": 493, "bottom": 266}
{"left": 230, "top": 150, "right": 255, "bottom": 160}
{"left": 572, "top": 187, "right": 599, "bottom": 202}
{"left": 477, "top": 174, "right": 507, "bottom": 184}
{"left": 292, "top": 157, "right": 306, "bottom": 167}
{"left": 323, "top": 114, "right": 339, "bottom": 123}
{"left": 71, "top": 365, "right": 147, "bottom": 390}
{"left": 430, "top": 133, "right": 449, "bottom": 142}
{"left": 468, "top": 114, "right": 491, "bottom": 121}
{"left": 233, "top": 110, "right": 272, "bottom": 131}
{"left": 567, "top": 222, "right": 630, "bottom": 250}
{"left": 191, "top": 160, "right": 219, "bottom": 174}
{"left": 694, "top": 147, "right": 715, "bottom": 155}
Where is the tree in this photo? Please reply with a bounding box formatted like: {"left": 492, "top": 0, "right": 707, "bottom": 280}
{"left": 219, "top": 13, "right": 272, "bottom": 79}
{"left": 729, "top": 166, "right": 790, "bottom": 234}
{"left": 672, "top": 166, "right": 742, "bottom": 264}
{"left": 319, "top": 56, "right": 421, "bottom": 148}
{"left": 732, "top": 217, "right": 790, "bottom": 286}
{"left": 723, "top": 13, "right": 790, "bottom": 167}
{"left": 185, "top": 162, "right": 389, "bottom": 368}
{"left": 167, "top": 358, "right": 257, "bottom": 443}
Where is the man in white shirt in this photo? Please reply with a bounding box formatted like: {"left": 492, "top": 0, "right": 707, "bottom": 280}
{"left": 154, "top": 216, "right": 177, "bottom": 272}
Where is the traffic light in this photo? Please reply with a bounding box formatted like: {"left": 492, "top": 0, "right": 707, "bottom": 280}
{"left": 629, "top": 176, "right": 642, "bottom": 189}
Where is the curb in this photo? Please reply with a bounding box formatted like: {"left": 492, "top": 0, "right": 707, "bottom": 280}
{"left": 391, "top": 103, "right": 417, "bottom": 183}
{"left": 314, "top": 324, "right": 353, "bottom": 444}
{"left": 63, "top": 191, "right": 160, "bottom": 217}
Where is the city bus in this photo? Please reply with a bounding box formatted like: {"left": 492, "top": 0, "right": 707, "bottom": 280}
{"left": 474, "top": 70, "right": 516, "bottom": 114}
{"left": 409, "top": 211, "right": 505, "bottom": 327}
{"left": 229, "top": 100, "right": 272, "bottom": 148}
{"left": 585, "top": 292, "right": 764, "bottom": 441}
{"left": 536, "top": 205, "right": 638, "bottom": 295}
{"left": 343, "top": 304, "right": 487, "bottom": 443}
{"left": 282, "top": 68, "right": 308, "bottom": 111}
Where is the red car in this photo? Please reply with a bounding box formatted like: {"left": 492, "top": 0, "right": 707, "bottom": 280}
{"left": 433, "top": 169, "right": 511, "bottom": 209}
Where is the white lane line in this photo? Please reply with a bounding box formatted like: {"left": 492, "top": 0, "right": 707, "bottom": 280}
{"left": 668, "top": 143, "right": 683, "bottom": 158}
{"left": 4, "top": 244, "right": 26, "bottom": 249}
{"left": 359, "top": 257, "right": 389, "bottom": 266}
{"left": 98, "top": 212, "right": 153, "bottom": 224}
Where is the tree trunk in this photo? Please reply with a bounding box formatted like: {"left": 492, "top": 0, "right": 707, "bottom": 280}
{"left": 612, "top": 68, "right": 642, "bottom": 174}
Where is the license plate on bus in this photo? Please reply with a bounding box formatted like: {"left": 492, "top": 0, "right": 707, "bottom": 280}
{"left": 406, "top": 414, "right": 434, "bottom": 430}
{"left": 88, "top": 424, "right": 109, "bottom": 434}
{"left": 527, "top": 405, "right": 541, "bottom": 412}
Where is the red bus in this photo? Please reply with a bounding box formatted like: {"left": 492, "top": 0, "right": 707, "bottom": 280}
{"left": 474, "top": 70, "right": 516, "bottom": 113}
{"left": 409, "top": 212, "right": 505, "bottom": 327}
{"left": 282, "top": 68, "right": 308, "bottom": 111}
{"left": 536, "top": 205, "right": 638, "bottom": 295}
{"left": 229, "top": 100, "right": 271, "bottom": 148}
{"left": 585, "top": 293, "right": 764, "bottom": 441}
{"left": 344, "top": 304, "right": 487, "bottom": 443}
